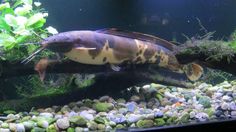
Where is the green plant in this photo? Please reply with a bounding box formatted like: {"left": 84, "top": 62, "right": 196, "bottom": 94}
{"left": 0, "top": 0, "right": 58, "bottom": 61}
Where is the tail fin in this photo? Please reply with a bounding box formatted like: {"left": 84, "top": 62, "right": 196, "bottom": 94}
{"left": 183, "top": 63, "right": 203, "bottom": 81}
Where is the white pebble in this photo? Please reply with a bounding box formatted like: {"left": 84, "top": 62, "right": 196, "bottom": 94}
{"left": 221, "top": 102, "right": 230, "bottom": 110}
{"left": 222, "top": 95, "right": 232, "bottom": 102}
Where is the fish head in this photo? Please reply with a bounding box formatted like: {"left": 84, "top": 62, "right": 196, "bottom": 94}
{"left": 41, "top": 31, "right": 81, "bottom": 53}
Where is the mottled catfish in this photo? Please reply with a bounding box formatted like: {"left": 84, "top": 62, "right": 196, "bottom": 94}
{"left": 22, "top": 29, "right": 203, "bottom": 81}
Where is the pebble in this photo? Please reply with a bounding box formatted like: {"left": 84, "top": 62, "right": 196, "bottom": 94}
{"left": 80, "top": 111, "right": 94, "bottom": 120}
{"left": 0, "top": 128, "right": 10, "bottom": 132}
{"left": 126, "top": 114, "right": 143, "bottom": 123}
{"left": 230, "top": 102, "right": 236, "bottom": 110}
{"left": 99, "top": 96, "right": 110, "bottom": 102}
{"left": 39, "top": 113, "right": 53, "bottom": 118}
{"left": 130, "top": 95, "right": 141, "bottom": 102}
{"left": 56, "top": 118, "right": 70, "bottom": 129}
{"left": 195, "top": 112, "right": 209, "bottom": 122}
{"left": 222, "top": 95, "right": 233, "bottom": 102}
{"left": 221, "top": 102, "right": 230, "bottom": 110}
{"left": 16, "top": 124, "right": 25, "bottom": 132}
{"left": 107, "top": 114, "right": 126, "bottom": 123}
{"left": 126, "top": 102, "right": 137, "bottom": 112}
{"left": 231, "top": 111, "right": 236, "bottom": 117}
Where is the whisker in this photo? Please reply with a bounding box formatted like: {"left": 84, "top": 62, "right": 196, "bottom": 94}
{"left": 21, "top": 47, "right": 45, "bottom": 64}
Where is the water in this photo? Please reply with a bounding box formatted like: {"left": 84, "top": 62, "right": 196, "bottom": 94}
{"left": 0, "top": 0, "right": 236, "bottom": 131}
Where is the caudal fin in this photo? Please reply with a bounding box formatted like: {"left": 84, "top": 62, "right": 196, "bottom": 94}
{"left": 183, "top": 63, "right": 204, "bottom": 81}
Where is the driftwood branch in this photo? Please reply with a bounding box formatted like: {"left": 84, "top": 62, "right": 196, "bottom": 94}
{"left": 175, "top": 39, "right": 236, "bottom": 75}
{"left": 0, "top": 60, "right": 193, "bottom": 88}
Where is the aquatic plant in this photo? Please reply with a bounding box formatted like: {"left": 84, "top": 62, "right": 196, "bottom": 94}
{"left": 0, "top": 0, "right": 57, "bottom": 61}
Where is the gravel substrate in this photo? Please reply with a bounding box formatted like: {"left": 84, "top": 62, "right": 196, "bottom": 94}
{"left": 1, "top": 80, "right": 236, "bottom": 131}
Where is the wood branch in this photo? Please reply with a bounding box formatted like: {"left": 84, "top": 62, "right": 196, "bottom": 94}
{"left": 175, "top": 40, "right": 236, "bottom": 75}
{"left": 0, "top": 60, "right": 193, "bottom": 88}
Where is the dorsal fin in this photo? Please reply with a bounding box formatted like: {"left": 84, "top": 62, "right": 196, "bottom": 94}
{"left": 96, "top": 28, "right": 177, "bottom": 51}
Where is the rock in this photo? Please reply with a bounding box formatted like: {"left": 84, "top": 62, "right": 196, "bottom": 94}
{"left": 198, "top": 96, "right": 211, "bottom": 108}
{"left": 143, "top": 84, "right": 151, "bottom": 89}
{"left": 222, "top": 95, "right": 233, "bottom": 102}
{"left": 39, "top": 113, "right": 54, "bottom": 118}
{"left": 29, "top": 111, "right": 39, "bottom": 116}
{"left": 9, "top": 123, "right": 16, "bottom": 131}
{"left": 126, "top": 114, "right": 143, "bottom": 123}
{"left": 72, "top": 106, "right": 80, "bottom": 112}
{"left": 54, "top": 114, "right": 63, "bottom": 120}
{"left": 1, "top": 122, "right": 9, "bottom": 128}
{"left": 67, "top": 127, "right": 75, "bottom": 132}
{"left": 118, "top": 108, "right": 128, "bottom": 114}
{"left": 46, "top": 124, "right": 57, "bottom": 132}
{"left": 151, "top": 83, "right": 167, "bottom": 89}
{"left": 97, "top": 124, "right": 106, "bottom": 130}
{"left": 76, "top": 101, "right": 84, "bottom": 107}
{"left": 195, "top": 112, "right": 209, "bottom": 122}
{"left": 67, "top": 111, "right": 79, "bottom": 117}
{"left": 179, "top": 113, "right": 190, "bottom": 123}
{"left": 6, "top": 114, "right": 16, "bottom": 120}
{"left": 205, "top": 108, "right": 215, "bottom": 118}
{"left": 154, "top": 110, "right": 164, "bottom": 118}
{"left": 79, "top": 111, "right": 94, "bottom": 120}
{"left": 108, "top": 121, "right": 116, "bottom": 127}
{"left": 94, "top": 116, "right": 105, "bottom": 124}
{"left": 116, "top": 98, "right": 126, "bottom": 104}
{"left": 99, "top": 95, "right": 110, "bottom": 102}
{"left": 87, "top": 121, "right": 98, "bottom": 130}
{"left": 221, "top": 81, "right": 232, "bottom": 88}
{"left": 116, "top": 124, "right": 125, "bottom": 129}
{"left": 97, "top": 112, "right": 108, "bottom": 117}
{"left": 231, "top": 111, "right": 236, "bottom": 117}
{"left": 56, "top": 118, "right": 70, "bottom": 129}
{"left": 61, "top": 105, "right": 71, "bottom": 113}
{"left": 105, "top": 125, "right": 112, "bottom": 131}
{"left": 23, "top": 121, "right": 35, "bottom": 130}
{"left": 221, "top": 102, "right": 230, "bottom": 110}
{"left": 107, "top": 114, "right": 126, "bottom": 123}
{"left": 189, "top": 111, "right": 196, "bottom": 118}
{"left": 31, "top": 127, "right": 46, "bottom": 132}
{"left": 75, "top": 127, "right": 83, "bottom": 132}
{"left": 52, "top": 106, "right": 61, "bottom": 113}
{"left": 147, "top": 98, "right": 160, "bottom": 108}
{"left": 130, "top": 95, "right": 141, "bottom": 102}
{"left": 230, "top": 102, "right": 236, "bottom": 110}
{"left": 136, "top": 120, "right": 154, "bottom": 128}
{"left": 16, "top": 123, "right": 25, "bottom": 132}
{"left": 154, "top": 118, "right": 165, "bottom": 126}
{"left": 0, "top": 128, "right": 10, "bottom": 132}
{"left": 83, "top": 99, "right": 94, "bottom": 108}
{"left": 215, "top": 110, "right": 224, "bottom": 117}
{"left": 145, "top": 113, "right": 155, "bottom": 119}
{"left": 69, "top": 116, "right": 87, "bottom": 126}
{"left": 68, "top": 102, "right": 77, "bottom": 109}
{"left": 126, "top": 102, "right": 137, "bottom": 112}
{"left": 37, "top": 120, "right": 49, "bottom": 128}
{"left": 44, "top": 108, "right": 54, "bottom": 113}
{"left": 94, "top": 102, "right": 113, "bottom": 112}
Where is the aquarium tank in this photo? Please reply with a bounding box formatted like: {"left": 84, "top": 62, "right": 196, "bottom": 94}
{"left": 1, "top": 0, "right": 236, "bottom": 131}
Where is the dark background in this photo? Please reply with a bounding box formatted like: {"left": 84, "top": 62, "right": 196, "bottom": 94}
{"left": 40, "top": 0, "right": 236, "bottom": 42}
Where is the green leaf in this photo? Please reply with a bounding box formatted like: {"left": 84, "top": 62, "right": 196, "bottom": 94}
{"left": 4, "top": 14, "right": 18, "bottom": 28}
{"left": 0, "top": 33, "right": 16, "bottom": 49}
{"left": 1, "top": 8, "right": 14, "bottom": 16}
{"left": 0, "top": 16, "right": 11, "bottom": 32}
{"left": 26, "top": 13, "right": 45, "bottom": 28}
{"left": 0, "top": 2, "right": 10, "bottom": 11}
{"left": 16, "top": 35, "right": 29, "bottom": 43}
{"left": 14, "top": 4, "right": 32, "bottom": 16}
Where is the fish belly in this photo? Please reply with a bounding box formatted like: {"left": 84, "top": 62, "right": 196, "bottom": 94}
{"left": 64, "top": 48, "right": 126, "bottom": 65}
